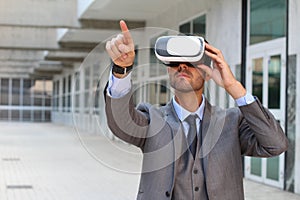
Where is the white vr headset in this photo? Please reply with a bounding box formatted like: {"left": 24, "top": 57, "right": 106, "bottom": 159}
{"left": 154, "top": 35, "right": 211, "bottom": 66}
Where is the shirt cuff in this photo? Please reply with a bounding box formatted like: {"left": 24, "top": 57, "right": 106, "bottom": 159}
{"left": 235, "top": 93, "right": 256, "bottom": 106}
{"left": 107, "top": 69, "right": 132, "bottom": 98}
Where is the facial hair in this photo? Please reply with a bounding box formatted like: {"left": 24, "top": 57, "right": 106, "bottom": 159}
{"left": 169, "top": 69, "right": 204, "bottom": 93}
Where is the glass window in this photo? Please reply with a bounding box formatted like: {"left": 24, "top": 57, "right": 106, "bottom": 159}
{"left": 12, "top": 79, "right": 20, "bottom": 106}
{"left": 22, "top": 110, "right": 31, "bottom": 121}
{"left": 62, "top": 78, "right": 66, "bottom": 111}
{"left": 0, "top": 78, "right": 9, "bottom": 105}
{"left": 131, "top": 49, "right": 139, "bottom": 81}
{"left": 250, "top": 0, "right": 286, "bottom": 44}
{"left": 235, "top": 64, "right": 242, "bottom": 82}
{"left": 45, "top": 111, "right": 51, "bottom": 121}
{"left": 63, "top": 77, "right": 66, "bottom": 94}
{"left": 66, "top": 75, "right": 71, "bottom": 112}
{"left": 252, "top": 57, "right": 263, "bottom": 103}
{"left": 74, "top": 72, "right": 80, "bottom": 113}
{"left": 266, "top": 156, "right": 280, "bottom": 181}
{"left": 179, "top": 15, "right": 206, "bottom": 36}
{"left": 75, "top": 94, "right": 80, "bottom": 108}
{"left": 62, "top": 96, "right": 66, "bottom": 109}
{"left": 56, "top": 81, "right": 60, "bottom": 96}
{"left": 53, "top": 80, "right": 59, "bottom": 111}
{"left": 158, "top": 80, "right": 169, "bottom": 106}
{"left": 75, "top": 72, "right": 80, "bottom": 91}
{"left": 93, "top": 64, "right": 101, "bottom": 114}
{"left": 251, "top": 157, "right": 262, "bottom": 176}
{"left": 11, "top": 110, "right": 20, "bottom": 121}
{"left": 268, "top": 55, "right": 281, "bottom": 108}
{"left": 23, "top": 79, "right": 32, "bottom": 106}
{"left": 68, "top": 75, "right": 71, "bottom": 93}
{"left": 84, "top": 91, "right": 90, "bottom": 108}
{"left": 150, "top": 34, "right": 167, "bottom": 77}
{"left": 0, "top": 110, "right": 9, "bottom": 120}
{"left": 34, "top": 110, "right": 42, "bottom": 121}
{"left": 193, "top": 15, "right": 206, "bottom": 37}
{"left": 147, "top": 82, "right": 157, "bottom": 105}
{"left": 33, "top": 80, "right": 44, "bottom": 107}
{"left": 179, "top": 22, "right": 190, "bottom": 34}
{"left": 84, "top": 68, "right": 90, "bottom": 90}
{"left": 84, "top": 67, "right": 91, "bottom": 114}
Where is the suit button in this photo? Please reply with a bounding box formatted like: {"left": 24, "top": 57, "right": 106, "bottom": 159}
{"left": 193, "top": 169, "right": 198, "bottom": 174}
{"left": 165, "top": 191, "right": 171, "bottom": 197}
{"left": 195, "top": 187, "right": 199, "bottom": 191}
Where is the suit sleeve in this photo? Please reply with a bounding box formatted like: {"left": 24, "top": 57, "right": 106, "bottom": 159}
{"left": 238, "top": 99, "right": 288, "bottom": 157}
{"left": 105, "top": 87, "right": 150, "bottom": 149}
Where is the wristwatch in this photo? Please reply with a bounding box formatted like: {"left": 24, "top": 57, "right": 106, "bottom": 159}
{"left": 112, "top": 63, "right": 133, "bottom": 75}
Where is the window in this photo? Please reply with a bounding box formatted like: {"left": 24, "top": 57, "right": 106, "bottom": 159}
{"left": 146, "top": 33, "right": 170, "bottom": 106}
{"left": 52, "top": 80, "right": 60, "bottom": 111}
{"left": 66, "top": 75, "right": 72, "bottom": 112}
{"left": 23, "top": 79, "right": 32, "bottom": 106}
{"left": 84, "top": 67, "right": 90, "bottom": 114}
{"left": 62, "top": 77, "right": 66, "bottom": 111}
{"left": 74, "top": 71, "right": 80, "bottom": 113}
{"left": 150, "top": 36, "right": 166, "bottom": 78}
{"left": 93, "top": 64, "right": 101, "bottom": 114}
{"left": 0, "top": 78, "right": 52, "bottom": 122}
{"left": 179, "top": 15, "right": 206, "bottom": 37}
{"left": 268, "top": 55, "right": 281, "bottom": 108}
{"left": 250, "top": 0, "right": 286, "bottom": 44}
{"left": 12, "top": 79, "right": 20, "bottom": 106}
{"left": 131, "top": 49, "right": 139, "bottom": 81}
{"left": 0, "top": 78, "right": 9, "bottom": 105}
{"left": 252, "top": 57, "right": 263, "bottom": 103}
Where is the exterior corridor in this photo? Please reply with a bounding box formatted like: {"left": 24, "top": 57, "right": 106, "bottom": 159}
{"left": 0, "top": 122, "right": 299, "bottom": 200}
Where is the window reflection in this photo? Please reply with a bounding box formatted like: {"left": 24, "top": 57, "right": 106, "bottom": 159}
{"left": 180, "top": 15, "right": 206, "bottom": 37}
{"left": 0, "top": 78, "right": 52, "bottom": 122}
{"left": 268, "top": 55, "right": 281, "bottom": 108}
{"left": 250, "top": 0, "right": 286, "bottom": 44}
{"left": 252, "top": 57, "right": 263, "bottom": 103}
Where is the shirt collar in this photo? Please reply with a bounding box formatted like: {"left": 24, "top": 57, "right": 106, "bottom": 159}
{"left": 172, "top": 94, "right": 205, "bottom": 122}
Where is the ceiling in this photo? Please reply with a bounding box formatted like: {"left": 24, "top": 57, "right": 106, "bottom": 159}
{"left": 0, "top": 0, "right": 182, "bottom": 79}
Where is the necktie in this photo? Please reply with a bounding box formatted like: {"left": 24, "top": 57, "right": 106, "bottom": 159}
{"left": 185, "top": 114, "right": 198, "bottom": 159}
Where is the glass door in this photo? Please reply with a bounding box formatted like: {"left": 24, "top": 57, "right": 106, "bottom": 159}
{"left": 245, "top": 38, "right": 286, "bottom": 189}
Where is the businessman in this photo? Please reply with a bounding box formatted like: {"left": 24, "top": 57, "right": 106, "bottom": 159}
{"left": 104, "top": 20, "right": 288, "bottom": 200}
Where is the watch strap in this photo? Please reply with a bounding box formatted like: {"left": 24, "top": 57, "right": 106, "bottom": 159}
{"left": 112, "top": 63, "right": 133, "bottom": 75}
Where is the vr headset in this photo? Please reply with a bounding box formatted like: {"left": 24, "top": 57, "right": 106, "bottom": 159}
{"left": 154, "top": 36, "right": 211, "bottom": 67}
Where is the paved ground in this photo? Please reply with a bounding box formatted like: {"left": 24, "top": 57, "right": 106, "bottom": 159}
{"left": 0, "top": 122, "right": 299, "bottom": 200}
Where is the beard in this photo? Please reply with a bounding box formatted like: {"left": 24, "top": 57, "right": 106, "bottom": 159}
{"left": 168, "top": 67, "right": 205, "bottom": 93}
{"left": 169, "top": 76, "right": 204, "bottom": 93}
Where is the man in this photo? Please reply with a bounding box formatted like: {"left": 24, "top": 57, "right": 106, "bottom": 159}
{"left": 104, "top": 20, "right": 288, "bottom": 200}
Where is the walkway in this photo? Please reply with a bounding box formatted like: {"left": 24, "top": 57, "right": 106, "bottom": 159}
{"left": 0, "top": 122, "right": 299, "bottom": 200}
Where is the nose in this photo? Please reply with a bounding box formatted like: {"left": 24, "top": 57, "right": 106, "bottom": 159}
{"left": 178, "top": 63, "right": 189, "bottom": 71}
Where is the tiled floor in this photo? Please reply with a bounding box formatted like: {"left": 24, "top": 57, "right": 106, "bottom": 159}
{"left": 0, "top": 122, "right": 299, "bottom": 200}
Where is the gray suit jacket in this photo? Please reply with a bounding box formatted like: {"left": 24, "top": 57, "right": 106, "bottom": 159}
{"left": 105, "top": 90, "right": 288, "bottom": 200}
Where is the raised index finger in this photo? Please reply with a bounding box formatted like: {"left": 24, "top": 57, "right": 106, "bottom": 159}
{"left": 119, "top": 20, "right": 133, "bottom": 44}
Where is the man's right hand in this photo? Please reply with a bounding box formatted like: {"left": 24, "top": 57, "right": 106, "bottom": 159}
{"left": 106, "top": 20, "right": 135, "bottom": 68}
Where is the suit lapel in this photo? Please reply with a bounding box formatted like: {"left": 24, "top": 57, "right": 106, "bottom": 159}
{"left": 201, "top": 99, "right": 226, "bottom": 176}
{"left": 162, "top": 101, "right": 186, "bottom": 158}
